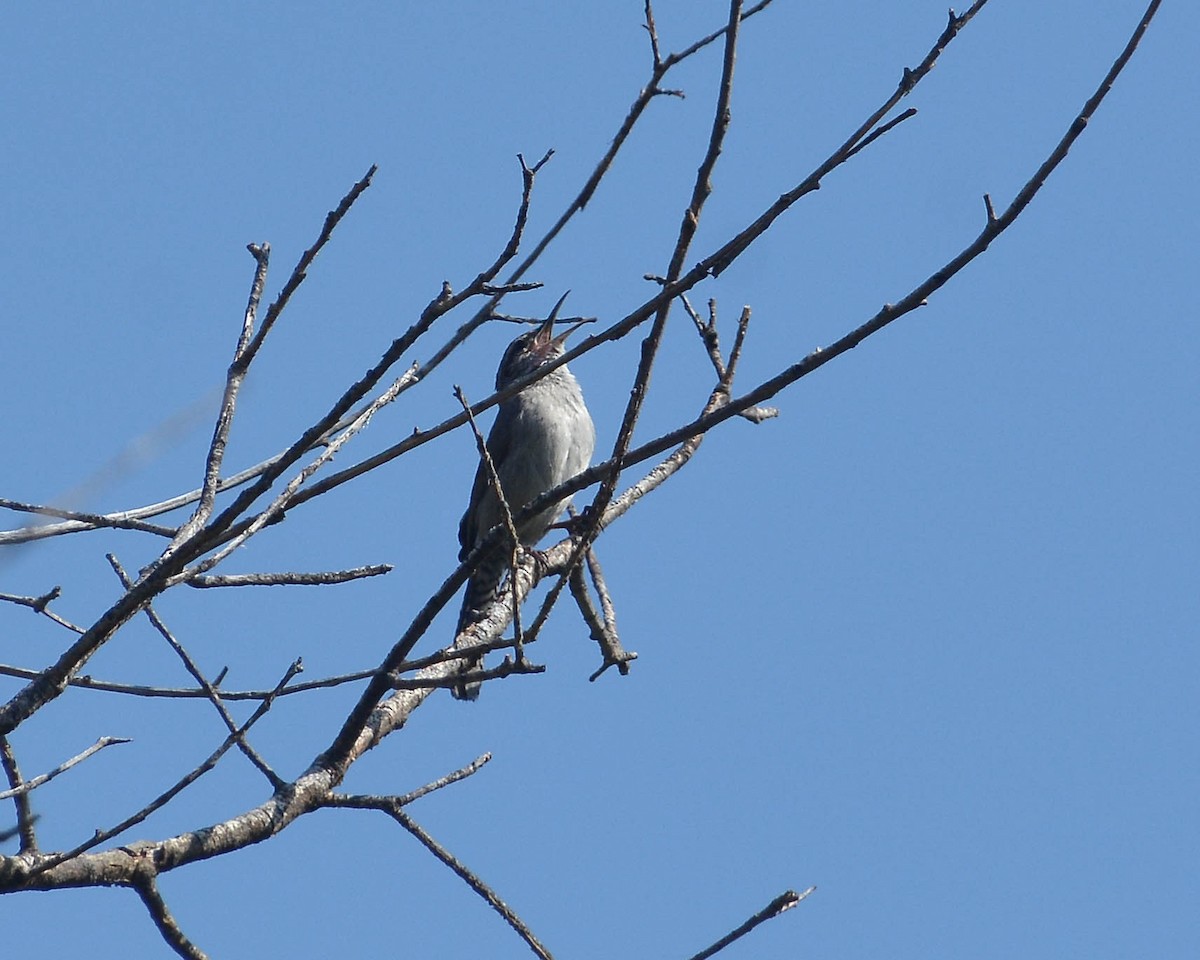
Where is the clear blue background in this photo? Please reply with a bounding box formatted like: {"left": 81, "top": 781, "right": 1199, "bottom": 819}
{"left": 2, "top": 2, "right": 1196, "bottom": 957}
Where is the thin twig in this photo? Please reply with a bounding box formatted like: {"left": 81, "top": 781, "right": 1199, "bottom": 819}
{"left": 170, "top": 240, "right": 271, "bottom": 553}
{"left": 0, "top": 736, "right": 131, "bottom": 801}
{"left": 454, "top": 386, "right": 527, "bottom": 662}
{"left": 685, "top": 887, "right": 815, "bottom": 960}
{"left": 582, "top": 545, "right": 638, "bottom": 681}
{"left": 0, "top": 661, "right": 368, "bottom": 700}
{"left": 326, "top": 753, "right": 492, "bottom": 811}
{"left": 644, "top": 1, "right": 663, "bottom": 67}
{"left": 0, "top": 499, "right": 176, "bottom": 538}
{"left": 395, "top": 752, "right": 493, "bottom": 806}
{"left": 108, "top": 554, "right": 284, "bottom": 790}
{"left": 244, "top": 167, "right": 377, "bottom": 363}
{"left": 524, "top": 0, "right": 745, "bottom": 650}
{"left": 392, "top": 657, "right": 544, "bottom": 691}
{"left": 0, "top": 586, "right": 86, "bottom": 634}
{"left": 172, "top": 365, "right": 417, "bottom": 585}
{"left": 679, "top": 295, "right": 777, "bottom": 422}
{"left": 395, "top": 808, "right": 555, "bottom": 960}
{"left": 25, "top": 659, "right": 302, "bottom": 879}
{"left": 186, "top": 565, "right": 392, "bottom": 588}
{"left": 844, "top": 106, "right": 918, "bottom": 161}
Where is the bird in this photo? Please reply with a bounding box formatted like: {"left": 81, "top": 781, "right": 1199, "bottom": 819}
{"left": 452, "top": 293, "right": 596, "bottom": 700}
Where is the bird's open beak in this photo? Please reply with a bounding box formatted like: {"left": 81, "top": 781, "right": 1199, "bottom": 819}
{"left": 537, "top": 291, "right": 594, "bottom": 346}
{"left": 536, "top": 291, "right": 571, "bottom": 340}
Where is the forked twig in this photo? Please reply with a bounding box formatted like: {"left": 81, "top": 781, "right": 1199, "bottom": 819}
{"left": 109, "top": 554, "right": 284, "bottom": 790}
{"left": 25, "top": 659, "right": 302, "bottom": 879}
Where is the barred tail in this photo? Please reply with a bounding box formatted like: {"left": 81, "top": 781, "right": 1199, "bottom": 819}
{"left": 451, "top": 553, "right": 508, "bottom": 701}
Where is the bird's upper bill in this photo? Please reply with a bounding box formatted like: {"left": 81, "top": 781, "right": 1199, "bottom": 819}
{"left": 532, "top": 314, "right": 591, "bottom": 354}
{"left": 531, "top": 291, "right": 592, "bottom": 359}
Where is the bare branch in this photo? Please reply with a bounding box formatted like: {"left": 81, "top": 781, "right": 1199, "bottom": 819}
{"left": 0, "top": 586, "right": 85, "bottom": 634}
{"left": 394, "top": 809, "right": 555, "bottom": 960}
{"left": 0, "top": 736, "right": 130, "bottom": 801}
{"left": 455, "top": 386, "right": 528, "bottom": 660}
{"left": 172, "top": 364, "right": 417, "bottom": 585}
{"left": 391, "top": 656, "right": 544, "bottom": 691}
{"left": 522, "top": 0, "right": 745, "bottom": 652}
{"left": 186, "top": 565, "right": 392, "bottom": 588}
{"left": 0, "top": 737, "right": 38, "bottom": 853}
{"left": 685, "top": 887, "right": 815, "bottom": 960}
{"left": 327, "top": 752, "right": 492, "bottom": 810}
{"left": 680, "top": 296, "right": 777, "bottom": 422}
{"left": 172, "top": 242, "right": 271, "bottom": 550}
{"left": 24, "top": 659, "right": 302, "bottom": 879}
{"left": 705, "top": 3, "right": 990, "bottom": 278}
{"left": 576, "top": 547, "right": 638, "bottom": 682}
{"left": 108, "top": 554, "right": 284, "bottom": 790}
{"left": 0, "top": 499, "right": 176, "bottom": 539}
{"left": 244, "top": 166, "right": 377, "bottom": 364}
{"left": 132, "top": 872, "right": 209, "bottom": 959}
{"left": 0, "top": 661, "right": 368, "bottom": 701}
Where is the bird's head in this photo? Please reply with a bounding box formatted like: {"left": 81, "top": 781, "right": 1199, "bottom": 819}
{"left": 495, "top": 291, "right": 591, "bottom": 389}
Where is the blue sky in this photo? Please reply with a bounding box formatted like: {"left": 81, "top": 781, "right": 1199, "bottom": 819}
{"left": 2, "top": 2, "right": 1196, "bottom": 958}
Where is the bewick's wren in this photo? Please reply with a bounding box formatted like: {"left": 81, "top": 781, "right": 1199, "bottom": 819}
{"left": 453, "top": 293, "right": 595, "bottom": 700}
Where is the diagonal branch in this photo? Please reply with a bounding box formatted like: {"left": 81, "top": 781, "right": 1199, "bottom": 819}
{"left": 326, "top": 752, "right": 492, "bottom": 810}
{"left": 0, "top": 499, "right": 176, "bottom": 539}
{"left": 454, "top": 385, "right": 529, "bottom": 661}
{"left": 172, "top": 364, "right": 417, "bottom": 585}
{"left": 172, "top": 241, "right": 271, "bottom": 550}
{"left": 23, "top": 659, "right": 301, "bottom": 880}
{"left": 131, "top": 871, "right": 209, "bottom": 960}
{"left": 185, "top": 565, "right": 393, "bottom": 588}
{"left": 0, "top": 586, "right": 85, "bottom": 635}
{"left": 685, "top": 887, "right": 815, "bottom": 960}
{"left": 522, "top": 0, "right": 745, "bottom": 650}
{"left": 108, "top": 554, "right": 284, "bottom": 790}
{"left": 0, "top": 736, "right": 130, "bottom": 801}
{"left": 394, "top": 808, "right": 555, "bottom": 960}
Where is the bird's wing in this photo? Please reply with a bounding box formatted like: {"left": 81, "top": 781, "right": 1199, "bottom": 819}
{"left": 457, "top": 408, "right": 514, "bottom": 561}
